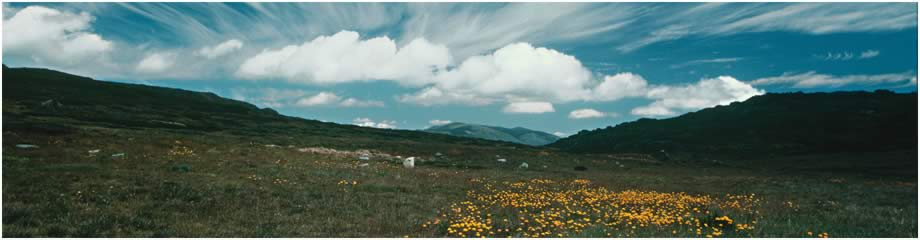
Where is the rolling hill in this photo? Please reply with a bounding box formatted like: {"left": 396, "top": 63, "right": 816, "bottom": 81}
{"left": 424, "top": 122, "right": 560, "bottom": 146}
{"left": 1, "top": 65, "right": 533, "bottom": 155}
{"left": 550, "top": 90, "right": 918, "bottom": 163}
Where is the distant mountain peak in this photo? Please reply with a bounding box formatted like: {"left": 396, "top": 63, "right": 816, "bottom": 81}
{"left": 424, "top": 122, "right": 559, "bottom": 146}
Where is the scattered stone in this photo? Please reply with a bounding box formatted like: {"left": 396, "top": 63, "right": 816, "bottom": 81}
{"left": 497, "top": 158, "right": 507, "bottom": 163}
{"left": 15, "top": 144, "right": 38, "bottom": 149}
{"left": 149, "top": 120, "right": 187, "bottom": 127}
{"left": 40, "top": 99, "right": 63, "bottom": 109}
{"left": 298, "top": 147, "right": 345, "bottom": 155}
{"left": 519, "top": 162, "right": 529, "bottom": 169}
{"left": 403, "top": 157, "right": 416, "bottom": 168}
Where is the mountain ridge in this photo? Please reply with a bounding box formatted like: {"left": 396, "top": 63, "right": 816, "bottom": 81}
{"left": 424, "top": 122, "right": 560, "bottom": 146}
{"left": 550, "top": 90, "right": 918, "bottom": 162}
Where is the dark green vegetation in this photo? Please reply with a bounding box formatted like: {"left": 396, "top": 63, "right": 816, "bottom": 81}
{"left": 551, "top": 91, "right": 918, "bottom": 176}
{"left": 424, "top": 122, "right": 560, "bottom": 146}
{"left": 2, "top": 65, "right": 530, "bottom": 153}
{"left": 2, "top": 66, "right": 917, "bottom": 237}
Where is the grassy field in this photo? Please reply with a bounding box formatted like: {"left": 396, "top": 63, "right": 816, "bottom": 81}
{"left": 3, "top": 125, "right": 916, "bottom": 237}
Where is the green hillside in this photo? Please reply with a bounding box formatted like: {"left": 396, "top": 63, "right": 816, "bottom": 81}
{"left": 2, "top": 65, "right": 531, "bottom": 155}
{"left": 551, "top": 91, "right": 918, "bottom": 162}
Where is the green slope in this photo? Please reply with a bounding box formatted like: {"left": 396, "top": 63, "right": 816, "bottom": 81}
{"left": 1, "top": 65, "right": 532, "bottom": 153}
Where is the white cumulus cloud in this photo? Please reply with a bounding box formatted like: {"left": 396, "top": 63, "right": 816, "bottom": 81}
{"left": 397, "top": 87, "right": 495, "bottom": 106}
{"left": 503, "top": 101, "right": 555, "bottom": 114}
{"left": 353, "top": 117, "right": 397, "bottom": 129}
{"left": 197, "top": 39, "right": 243, "bottom": 59}
{"left": 339, "top": 98, "right": 385, "bottom": 107}
{"left": 569, "top": 108, "right": 615, "bottom": 119}
{"left": 236, "top": 30, "right": 451, "bottom": 86}
{"left": 296, "top": 92, "right": 342, "bottom": 107}
{"left": 431, "top": 42, "right": 594, "bottom": 103}
{"left": 429, "top": 119, "right": 453, "bottom": 125}
{"left": 401, "top": 43, "right": 647, "bottom": 106}
{"left": 590, "top": 73, "right": 649, "bottom": 101}
{"left": 632, "top": 76, "right": 765, "bottom": 117}
{"left": 294, "top": 92, "right": 384, "bottom": 108}
{"left": 3, "top": 6, "right": 113, "bottom": 67}
{"left": 136, "top": 52, "right": 177, "bottom": 73}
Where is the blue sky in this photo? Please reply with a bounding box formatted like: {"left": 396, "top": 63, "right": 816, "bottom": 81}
{"left": 3, "top": 3, "right": 918, "bottom": 135}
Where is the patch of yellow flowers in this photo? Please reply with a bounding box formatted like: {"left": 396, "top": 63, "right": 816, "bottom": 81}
{"left": 168, "top": 145, "right": 196, "bottom": 157}
{"left": 427, "top": 178, "right": 762, "bottom": 238}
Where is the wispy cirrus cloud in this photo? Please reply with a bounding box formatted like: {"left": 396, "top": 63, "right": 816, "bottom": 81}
{"left": 859, "top": 50, "right": 880, "bottom": 59}
{"left": 618, "top": 3, "right": 916, "bottom": 52}
{"left": 749, "top": 71, "right": 917, "bottom": 88}
{"left": 400, "top": 3, "right": 637, "bottom": 58}
{"left": 816, "top": 50, "right": 880, "bottom": 61}
{"left": 669, "top": 57, "right": 743, "bottom": 69}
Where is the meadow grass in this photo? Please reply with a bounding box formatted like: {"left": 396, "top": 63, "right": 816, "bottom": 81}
{"left": 2, "top": 126, "right": 916, "bottom": 237}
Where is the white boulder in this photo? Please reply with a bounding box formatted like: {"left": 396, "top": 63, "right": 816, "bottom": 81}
{"left": 403, "top": 157, "right": 416, "bottom": 168}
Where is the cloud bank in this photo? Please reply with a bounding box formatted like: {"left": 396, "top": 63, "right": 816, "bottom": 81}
{"left": 353, "top": 117, "right": 397, "bottom": 129}
{"left": 3, "top": 6, "right": 113, "bottom": 67}
{"left": 503, "top": 101, "right": 556, "bottom": 114}
{"left": 237, "top": 31, "right": 450, "bottom": 86}
{"left": 632, "top": 76, "right": 765, "bottom": 117}
{"left": 198, "top": 39, "right": 243, "bottom": 59}
{"left": 429, "top": 119, "right": 453, "bottom": 125}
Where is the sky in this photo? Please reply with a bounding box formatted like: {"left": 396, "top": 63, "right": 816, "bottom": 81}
{"left": 2, "top": 2, "right": 918, "bottom": 136}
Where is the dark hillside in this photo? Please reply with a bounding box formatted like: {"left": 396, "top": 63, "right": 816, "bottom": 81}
{"left": 2, "top": 65, "right": 530, "bottom": 154}
{"left": 551, "top": 91, "right": 918, "bottom": 161}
